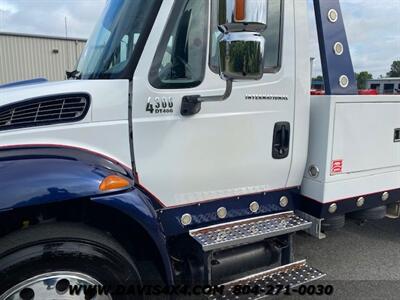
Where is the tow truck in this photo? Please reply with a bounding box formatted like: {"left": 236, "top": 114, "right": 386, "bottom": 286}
{"left": 0, "top": 0, "right": 399, "bottom": 299}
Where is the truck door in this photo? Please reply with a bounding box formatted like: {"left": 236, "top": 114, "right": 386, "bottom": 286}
{"left": 131, "top": 0, "right": 295, "bottom": 208}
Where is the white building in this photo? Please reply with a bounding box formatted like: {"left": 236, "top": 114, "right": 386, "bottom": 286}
{"left": 367, "top": 78, "right": 400, "bottom": 94}
{"left": 0, "top": 32, "right": 86, "bottom": 84}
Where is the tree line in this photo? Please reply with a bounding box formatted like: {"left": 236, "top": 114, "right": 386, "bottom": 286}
{"left": 313, "top": 60, "right": 400, "bottom": 89}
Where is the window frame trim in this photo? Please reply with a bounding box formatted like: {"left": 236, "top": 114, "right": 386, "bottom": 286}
{"left": 148, "top": 0, "right": 209, "bottom": 89}
{"left": 208, "top": 0, "right": 285, "bottom": 75}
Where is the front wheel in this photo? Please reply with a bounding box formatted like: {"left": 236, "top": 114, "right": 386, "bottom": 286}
{"left": 0, "top": 223, "right": 142, "bottom": 300}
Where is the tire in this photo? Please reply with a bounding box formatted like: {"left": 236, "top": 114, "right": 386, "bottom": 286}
{"left": 0, "top": 222, "right": 143, "bottom": 300}
{"left": 321, "top": 215, "right": 346, "bottom": 231}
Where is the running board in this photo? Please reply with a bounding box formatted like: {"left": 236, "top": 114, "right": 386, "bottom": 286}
{"left": 190, "top": 211, "right": 311, "bottom": 251}
{"left": 209, "top": 260, "right": 326, "bottom": 300}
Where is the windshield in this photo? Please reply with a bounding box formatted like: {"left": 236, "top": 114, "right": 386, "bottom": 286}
{"left": 76, "top": 0, "right": 161, "bottom": 79}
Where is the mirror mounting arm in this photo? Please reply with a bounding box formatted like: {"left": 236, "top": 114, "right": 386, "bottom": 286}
{"left": 180, "top": 80, "right": 233, "bottom": 116}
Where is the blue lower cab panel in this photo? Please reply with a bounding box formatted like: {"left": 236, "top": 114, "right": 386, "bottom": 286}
{"left": 299, "top": 188, "right": 400, "bottom": 219}
{"left": 157, "top": 187, "right": 300, "bottom": 237}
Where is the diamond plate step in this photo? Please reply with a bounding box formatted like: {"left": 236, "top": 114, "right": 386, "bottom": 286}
{"left": 209, "top": 260, "right": 325, "bottom": 300}
{"left": 190, "top": 211, "right": 311, "bottom": 251}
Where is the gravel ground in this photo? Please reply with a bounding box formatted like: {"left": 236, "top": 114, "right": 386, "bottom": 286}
{"left": 293, "top": 217, "right": 400, "bottom": 299}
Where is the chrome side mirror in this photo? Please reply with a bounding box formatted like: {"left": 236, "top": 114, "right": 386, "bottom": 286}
{"left": 219, "top": 32, "right": 265, "bottom": 81}
{"left": 181, "top": 0, "right": 268, "bottom": 116}
{"left": 218, "top": 0, "right": 268, "bottom": 81}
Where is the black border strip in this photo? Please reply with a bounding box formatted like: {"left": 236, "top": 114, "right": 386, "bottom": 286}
{"left": 299, "top": 188, "right": 400, "bottom": 219}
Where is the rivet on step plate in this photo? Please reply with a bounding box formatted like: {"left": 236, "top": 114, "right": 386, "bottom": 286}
{"left": 328, "top": 203, "right": 338, "bottom": 214}
{"left": 328, "top": 9, "right": 338, "bottom": 23}
{"left": 382, "top": 192, "right": 390, "bottom": 201}
{"left": 249, "top": 201, "right": 260, "bottom": 213}
{"left": 181, "top": 213, "right": 192, "bottom": 226}
{"left": 279, "top": 196, "right": 289, "bottom": 208}
{"left": 356, "top": 197, "right": 365, "bottom": 207}
{"left": 217, "top": 207, "right": 227, "bottom": 219}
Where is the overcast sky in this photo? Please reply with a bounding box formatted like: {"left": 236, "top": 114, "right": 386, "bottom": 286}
{"left": 1, "top": 0, "right": 399, "bottom": 78}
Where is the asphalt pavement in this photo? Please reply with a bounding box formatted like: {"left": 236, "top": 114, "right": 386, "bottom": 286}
{"left": 293, "top": 217, "right": 400, "bottom": 299}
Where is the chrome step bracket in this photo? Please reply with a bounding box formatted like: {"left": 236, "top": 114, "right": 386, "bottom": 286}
{"left": 189, "top": 211, "right": 312, "bottom": 251}
{"left": 296, "top": 210, "right": 327, "bottom": 239}
{"left": 209, "top": 260, "right": 325, "bottom": 300}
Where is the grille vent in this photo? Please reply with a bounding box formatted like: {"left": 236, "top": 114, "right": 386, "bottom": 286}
{"left": 0, "top": 94, "right": 90, "bottom": 131}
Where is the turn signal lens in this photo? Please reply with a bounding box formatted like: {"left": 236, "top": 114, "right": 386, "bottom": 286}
{"left": 235, "top": 0, "right": 246, "bottom": 21}
{"left": 99, "top": 175, "right": 130, "bottom": 192}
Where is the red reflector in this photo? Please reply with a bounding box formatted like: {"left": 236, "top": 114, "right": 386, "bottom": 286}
{"left": 331, "top": 160, "right": 343, "bottom": 174}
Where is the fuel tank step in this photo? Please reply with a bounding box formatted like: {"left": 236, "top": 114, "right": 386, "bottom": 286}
{"left": 190, "top": 211, "right": 311, "bottom": 251}
{"left": 209, "top": 260, "right": 325, "bottom": 300}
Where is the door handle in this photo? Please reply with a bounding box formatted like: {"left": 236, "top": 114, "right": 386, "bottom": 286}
{"left": 272, "top": 122, "right": 290, "bottom": 159}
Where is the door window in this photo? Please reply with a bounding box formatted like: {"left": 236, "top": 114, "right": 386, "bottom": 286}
{"left": 149, "top": 0, "right": 208, "bottom": 89}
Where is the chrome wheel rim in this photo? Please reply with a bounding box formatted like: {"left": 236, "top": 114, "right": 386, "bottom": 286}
{"left": 1, "top": 271, "right": 112, "bottom": 300}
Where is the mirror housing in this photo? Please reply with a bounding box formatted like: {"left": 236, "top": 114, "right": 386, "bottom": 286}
{"left": 217, "top": 0, "right": 268, "bottom": 82}
{"left": 219, "top": 32, "right": 265, "bottom": 81}
{"left": 218, "top": 0, "right": 268, "bottom": 33}
{"left": 181, "top": 0, "right": 269, "bottom": 116}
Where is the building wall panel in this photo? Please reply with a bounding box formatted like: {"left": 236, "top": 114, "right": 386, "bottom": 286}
{"left": 0, "top": 33, "right": 87, "bottom": 84}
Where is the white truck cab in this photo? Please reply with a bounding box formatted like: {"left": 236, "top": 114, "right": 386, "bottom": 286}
{"left": 0, "top": 0, "right": 398, "bottom": 299}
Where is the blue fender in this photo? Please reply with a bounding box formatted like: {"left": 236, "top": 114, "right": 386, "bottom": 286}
{"left": 0, "top": 145, "right": 174, "bottom": 284}
{"left": 91, "top": 190, "right": 174, "bottom": 284}
{"left": 0, "top": 145, "right": 133, "bottom": 211}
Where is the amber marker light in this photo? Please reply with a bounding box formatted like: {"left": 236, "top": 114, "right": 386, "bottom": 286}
{"left": 99, "top": 175, "right": 131, "bottom": 192}
{"left": 235, "top": 0, "right": 246, "bottom": 21}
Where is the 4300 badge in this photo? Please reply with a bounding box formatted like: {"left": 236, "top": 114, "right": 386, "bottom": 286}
{"left": 146, "top": 97, "right": 174, "bottom": 114}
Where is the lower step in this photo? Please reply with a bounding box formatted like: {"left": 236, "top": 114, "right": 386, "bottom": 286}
{"left": 190, "top": 211, "right": 312, "bottom": 251}
{"left": 209, "top": 260, "right": 325, "bottom": 300}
